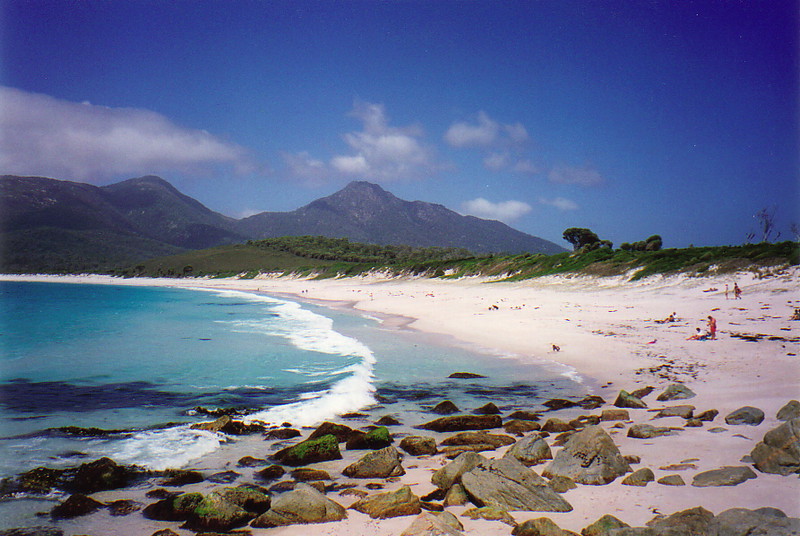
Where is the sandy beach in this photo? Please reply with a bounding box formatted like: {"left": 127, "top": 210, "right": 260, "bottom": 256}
{"left": 3, "top": 267, "right": 799, "bottom": 535}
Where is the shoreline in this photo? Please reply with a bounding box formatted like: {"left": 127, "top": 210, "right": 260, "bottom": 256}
{"left": 1, "top": 269, "right": 799, "bottom": 534}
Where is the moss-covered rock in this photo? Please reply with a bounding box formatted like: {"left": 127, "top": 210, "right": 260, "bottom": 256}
{"left": 274, "top": 434, "right": 342, "bottom": 466}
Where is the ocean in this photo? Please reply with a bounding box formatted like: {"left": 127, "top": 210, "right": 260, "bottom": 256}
{"left": 0, "top": 280, "right": 583, "bottom": 489}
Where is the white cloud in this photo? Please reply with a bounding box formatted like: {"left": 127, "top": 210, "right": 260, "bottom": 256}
{"left": 329, "top": 100, "right": 438, "bottom": 182}
{"left": 0, "top": 86, "right": 257, "bottom": 182}
{"left": 282, "top": 151, "right": 328, "bottom": 185}
{"left": 461, "top": 197, "right": 532, "bottom": 223}
{"left": 504, "top": 122, "right": 529, "bottom": 144}
{"left": 444, "top": 111, "right": 500, "bottom": 148}
{"left": 539, "top": 196, "right": 579, "bottom": 211}
{"left": 513, "top": 159, "right": 539, "bottom": 175}
{"left": 483, "top": 152, "right": 510, "bottom": 171}
{"left": 548, "top": 165, "right": 605, "bottom": 186}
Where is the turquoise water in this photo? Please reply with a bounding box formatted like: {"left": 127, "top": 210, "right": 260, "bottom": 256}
{"left": 0, "top": 280, "right": 583, "bottom": 481}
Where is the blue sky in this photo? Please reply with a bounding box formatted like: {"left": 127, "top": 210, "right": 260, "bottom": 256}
{"left": 1, "top": 0, "right": 797, "bottom": 248}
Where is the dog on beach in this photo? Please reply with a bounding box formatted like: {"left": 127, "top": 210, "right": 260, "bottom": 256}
{"left": 552, "top": 344, "right": 560, "bottom": 352}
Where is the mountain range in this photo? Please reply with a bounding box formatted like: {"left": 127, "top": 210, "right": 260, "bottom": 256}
{"left": 0, "top": 175, "right": 565, "bottom": 273}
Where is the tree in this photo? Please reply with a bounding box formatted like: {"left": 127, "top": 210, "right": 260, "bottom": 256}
{"left": 562, "top": 228, "right": 600, "bottom": 251}
{"left": 749, "top": 207, "right": 781, "bottom": 243}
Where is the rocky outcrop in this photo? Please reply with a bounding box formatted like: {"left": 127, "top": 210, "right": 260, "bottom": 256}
{"left": 350, "top": 485, "right": 422, "bottom": 519}
{"left": 750, "top": 417, "right": 800, "bottom": 475}
{"left": 250, "top": 483, "right": 346, "bottom": 527}
{"left": 460, "top": 458, "right": 573, "bottom": 512}
{"left": 691, "top": 466, "right": 757, "bottom": 487}
{"left": 400, "top": 435, "right": 438, "bottom": 456}
{"left": 542, "top": 426, "right": 630, "bottom": 485}
{"left": 418, "top": 415, "right": 502, "bottom": 432}
{"left": 725, "top": 406, "right": 765, "bottom": 426}
{"left": 342, "top": 446, "right": 405, "bottom": 478}
{"left": 431, "top": 451, "right": 487, "bottom": 490}
{"left": 273, "top": 434, "right": 342, "bottom": 466}
{"left": 504, "top": 434, "right": 552, "bottom": 466}
{"left": 64, "top": 457, "right": 138, "bottom": 494}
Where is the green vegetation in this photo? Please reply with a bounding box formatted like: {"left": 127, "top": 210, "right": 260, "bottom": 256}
{"left": 119, "top": 234, "right": 798, "bottom": 282}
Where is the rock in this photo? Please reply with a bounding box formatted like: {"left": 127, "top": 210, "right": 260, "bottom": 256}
{"left": 512, "top": 517, "right": 575, "bottom": 535}
{"left": 308, "top": 421, "right": 355, "bottom": 442}
{"left": 448, "top": 372, "right": 486, "bottom": 379}
{"left": 657, "top": 474, "right": 685, "bottom": 486}
{"left": 725, "top": 406, "right": 765, "bottom": 426}
{"left": 401, "top": 511, "right": 465, "bottom": 536}
{"left": 442, "top": 431, "right": 516, "bottom": 449}
{"left": 543, "top": 398, "right": 578, "bottom": 410}
{"left": 65, "top": 457, "right": 136, "bottom": 493}
{"left": 600, "top": 409, "right": 629, "bottom": 422}
{"left": 777, "top": 400, "right": 800, "bottom": 421}
{"left": 238, "top": 456, "right": 267, "bottom": 467}
{"left": 432, "top": 401, "right": 460, "bottom": 415}
{"left": 50, "top": 493, "right": 104, "bottom": 519}
{"left": 656, "top": 384, "right": 696, "bottom": 401}
{"left": 508, "top": 411, "right": 542, "bottom": 421}
{"left": 376, "top": 415, "right": 402, "bottom": 426}
{"left": 710, "top": 507, "right": 800, "bottom": 535}
{"left": 350, "top": 485, "right": 421, "bottom": 519}
{"left": 504, "top": 434, "right": 552, "bottom": 466}
{"left": 547, "top": 476, "right": 576, "bottom": 493}
{"left": 474, "top": 402, "right": 502, "bottom": 414}
{"left": 151, "top": 530, "right": 179, "bottom": 536}
{"left": 182, "top": 490, "right": 255, "bottom": 532}
{"left": 215, "top": 484, "right": 271, "bottom": 514}
{"left": 145, "top": 488, "right": 173, "bottom": 499}
{"left": 750, "top": 418, "right": 800, "bottom": 475}
{"left": 264, "top": 428, "right": 301, "bottom": 440}
{"left": 208, "top": 471, "right": 240, "bottom": 483}
{"left": 654, "top": 405, "right": 695, "bottom": 419}
{"left": 541, "top": 418, "right": 574, "bottom": 433}
{"left": 691, "top": 466, "right": 757, "bottom": 487}
{"left": 646, "top": 506, "right": 712, "bottom": 532}
{"left": 273, "top": 434, "right": 342, "bottom": 466}
{"left": 16, "top": 466, "right": 66, "bottom": 494}
{"left": 613, "top": 391, "right": 647, "bottom": 409}
{"left": 441, "top": 444, "right": 496, "bottom": 458}
{"left": 0, "top": 528, "right": 65, "bottom": 536}
{"left": 443, "top": 483, "right": 469, "bottom": 506}
{"left": 505, "top": 419, "right": 542, "bottom": 436}
{"left": 461, "top": 457, "right": 572, "bottom": 512}
{"left": 463, "top": 506, "right": 517, "bottom": 526}
{"left": 623, "top": 454, "right": 641, "bottom": 464}
{"left": 577, "top": 395, "right": 606, "bottom": 410}
{"left": 418, "top": 414, "right": 502, "bottom": 432}
{"left": 581, "top": 514, "right": 629, "bottom": 535}
{"left": 685, "top": 419, "right": 703, "bottom": 427}
{"left": 570, "top": 415, "right": 601, "bottom": 428}
{"left": 107, "top": 499, "right": 143, "bottom": 516}
{"left": 432, "top": 451, "right": 487, "bottom": 490}
{"left": 621, "top": 467, "right": 654, "bottom": 487}
{"left": 219, "top": 419, "right": 266, "bottom": 435}
{"left": 626, "top": 424, "right": 676, "bottom": 439}
{"left": 696, "top": 409, "right": 719, "bottom": 421}
{"left": 142, "top": 492, "right": 203, "bottom": 521}
{"left": 161, "top": 469, "right": 204, "bottom": 487}
{"left": 542, "top": 426, "right": 630, "bottom": 485}
{"left": 190, "top": 415, "right": 232, "bottom": 432}
{"left": 342, "top": 446, "right": 405, "bottom": 478}
{"left": 400, "top": 435, "right": 438, "bottom": 456}
{"left": 251, "top": 483, "right": 346, "bottom": 527}
{"left": 290, "top": 468, "right": 330, "bottom": 481}
{"left": 346, "top": 426, "right": 393, "bottom": 450}
{"left": 255, "top": 464, "right": 286, "bottom": 481}
{"left": 630, "top": 386, "right": 654, "bottom": 399}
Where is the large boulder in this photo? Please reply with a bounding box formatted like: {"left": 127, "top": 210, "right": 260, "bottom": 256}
{"left": 645, "top": 506, "right": 713, "bottom": 533}
{"left": 250, "top": 483, "right": 346, "bottom": 527}
{"left": 50, "top": 493, "right": 104, "bottom": 519}
{"left": 750, "top": 417, "right": 800, "bottom": 475}
{"left": 64, "top": 457, "right": 136, "bottom": 493}
{"left": 400, "top": 436, "right": 438, "bottom": 456}
{"left": 214, "top": 485, "right": 271, "bottom": 514}
{"left": 307, "top": 422, "right": 355, "bottom": 442}
{"left": 709, "top": 507, "right": 800, "bottom": 535}
{"left": 431, "top": 451, "right": 487, "bottom": 490}
{"left": 460, "top": 457, "right": 572, "bottom": 512}
{"left": 725, "top": 406, "right": 765, "bottom": 426}
{"left": 512, "top": 517, "right": 576, "bottom": 535}
{"left": 400, "top": 511, "right": 464, "bottom": 536}
{"left": 182, "top": 491, "right": 255, "bottom": 532}
{"left": 273, "top": 434, "right": 342, "bottom": 466}
{"left": 621, "top": 467, "right": 654, "bottom": 487}
{"left": 504, "top": 434, "right": 552, "bottom": 466}
{"left": 691, "top": 466, "right": 757, "bottom": 487}
{"left": 350, "top": 485, "right": 422, "bottom": 519}
{"left": 542, "top": 426, "right": 630, "bottom": 485}
{"left": 777, "top": 400, "right": 800, "bottom": 421}
{"left": 613, "top": 391, "right": 647, "bottom": 409}
{"left": 342, "top": 446, "right": 405, "bottom": 478}
{"left": 581, "top": 514, "right": 630, "bottom": 535}
{"left": 441, "top": 431, "right": 515, "bottom": 449}
{"left": 345, "top": 427, "right": 393, "bottom": 450}
{"left": 142, "top": 492, "right": 204, "bottom": 521}
{"left": 418, "top": 415, "right": 502, "bottom": 432}
{"left": 656, "top": 384, "right": 696, "bottom": 401}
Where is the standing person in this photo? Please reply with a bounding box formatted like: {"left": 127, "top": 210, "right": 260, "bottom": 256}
{"left": 734, "top": 282, "right": 742, "bottom": 299}
{"left": 707, "top": 315, "right": 717, "bottom": 340}
{"left": 725, "top": 284, "right": 729, "bottom": 300}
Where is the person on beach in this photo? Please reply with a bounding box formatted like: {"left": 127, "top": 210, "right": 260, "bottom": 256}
{"left": 687, "top": 327, "right": 710, "bottom": 341}
{"left": 734, "top": 282, "right": 742, "bottom": 299}
{"left": 725, "top": 284, "right": 729, "bottom": 300}
{"left": 707, "top": 315, "right": 717, "bottom": 339}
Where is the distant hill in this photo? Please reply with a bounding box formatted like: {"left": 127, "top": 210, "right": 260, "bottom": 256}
{"left": 238, "top": 181, "right": 565, "bottom": 255}
{"left": 0, "top": 175, "right": 564, "bottom": 273}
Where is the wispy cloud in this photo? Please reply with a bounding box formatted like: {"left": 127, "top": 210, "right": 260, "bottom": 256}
{"left": 444, "top": 111, "right": 500, "bottom": 148}
{"left": 446, "top": 111, "right": 536, "bottom": 174}
{"left": 281, "top": 151, "right": 328, "bottom": 186}
{"left": 548, "top": 165, "right": 605, "bottom": 186}
{"left": 0, "top": 86, "right": 258, "bottom": 182}
{"left": 539, "top": 196, "right": 579, "bottom": 211}
{"left": 461, "top": 197, "right": 532, "bottom": 223}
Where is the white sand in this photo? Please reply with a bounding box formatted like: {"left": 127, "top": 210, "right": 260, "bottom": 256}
{"left": 3, "top": 268, "right": 799, "bottom": 534}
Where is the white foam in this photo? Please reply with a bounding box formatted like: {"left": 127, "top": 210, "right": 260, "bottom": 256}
{"left": 86, "top": 425, "right": 226, "bottom": 471}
